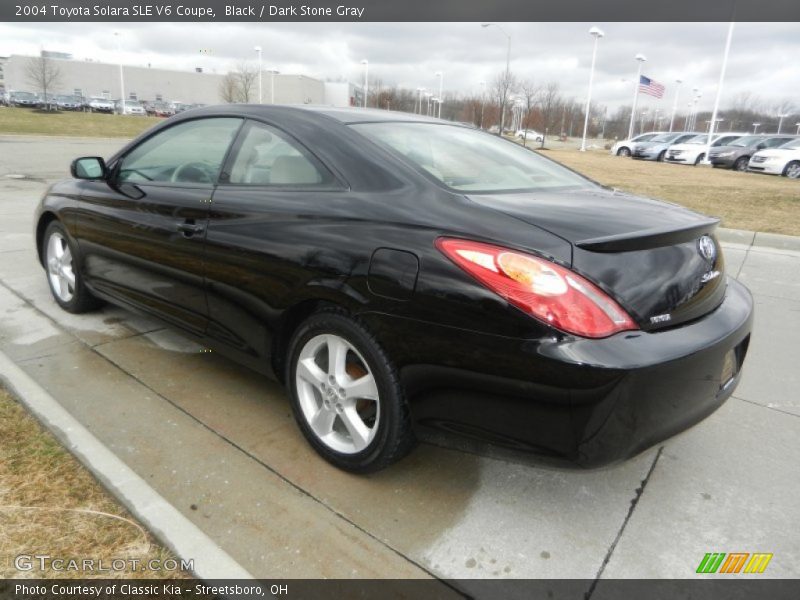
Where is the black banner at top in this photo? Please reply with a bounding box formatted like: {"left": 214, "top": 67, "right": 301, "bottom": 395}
{"left": 4, "top": 0, "right": 800, "bottom": 22}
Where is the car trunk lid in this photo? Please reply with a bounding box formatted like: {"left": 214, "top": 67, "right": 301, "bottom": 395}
{"left": 467, "top": 187, "right": 726, "bottom": 331}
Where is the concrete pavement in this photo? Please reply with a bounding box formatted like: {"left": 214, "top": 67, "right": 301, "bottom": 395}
{"left": 1, "top": 135, "right": 798, "bottom": 587}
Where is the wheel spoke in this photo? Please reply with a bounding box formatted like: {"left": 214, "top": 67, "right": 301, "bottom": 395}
{"left": 296, "top": 357, "right": 327, "bottom": 388}
{"left": 326, "top": 335, "right": 349, "bottom": 382}
{"left": 61, "top": 266, "right": 76, "bottom": 288}
{"left": 61, "top": 244, "right": 72, "bottom": 264}
{"left": 344, "top": 373, "right": 378, "bottom": 400}
{"left": 309, "top": 407, "right": 337, "bottom": 437}
{"left": 340, "top": 405, "right": 370, "bottom": 451}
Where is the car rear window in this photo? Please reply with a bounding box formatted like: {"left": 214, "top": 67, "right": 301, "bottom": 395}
{"left": 351, "top": 122, "right": 591, "bottom": 193}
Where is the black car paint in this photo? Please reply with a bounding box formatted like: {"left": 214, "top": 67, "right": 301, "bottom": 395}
{"left": 35, "top": 105, "right": 753, "bottom": 466}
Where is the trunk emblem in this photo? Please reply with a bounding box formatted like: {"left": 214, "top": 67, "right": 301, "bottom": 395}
{"left": 698, "top": 235, "right": 717, "bottom": 263}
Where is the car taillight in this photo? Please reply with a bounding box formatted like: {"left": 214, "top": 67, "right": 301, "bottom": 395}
{"left": 436, "top": 238, "right": 638, "bottom": 338}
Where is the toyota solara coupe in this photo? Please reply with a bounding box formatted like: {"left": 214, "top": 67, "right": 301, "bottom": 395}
{"left": 35, "top": 106, "right": 753, "bottom": 472}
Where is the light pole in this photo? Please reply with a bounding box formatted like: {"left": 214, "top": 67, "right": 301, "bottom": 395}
{"left": 796, "top": 123, "right": 800, "bottom": 135}
{"left": 777, "top": 113, "right": 789, "bottom": 134}
{"left": 652, "top": 108, "right": 661, "bottom": 130}
{"left": 669, "top": 79, "right": 682, "bottom": 132}
{"left": 434, "top": 71, "right": 443, "bottom": 119}
{"left": 254, "top": 46, "right": 262, "bottom": 103}
{"left": 415, "top": 87, "right": 424, "bottom": 114}
{"left": 478, "top": 81, "right": 486, "bottom": 128}
{"left": 703, "top": 21, "right": 734, "bottom": 164}
{"left": 113, "top": 31, "right": 125, "bottom": 115}
{"left": 627, "top": 53, "right": 647, "bottom": 139}
{"left": 580, "top": 26, "right": 604, "bottom": 152}
{"left": 640, "top": 110, "right": 648, "bottom": 136}
{"left": 482, "top": 23, "right": 511, "bottom": 134}
{"left": 752, "top": 122, "right": 761, "bottom": 134}
{"left": 269, "top": 67, "right": 278, "bottom": 103}
{"left": 361, "top": 59, "right": 368, "bottom": 108}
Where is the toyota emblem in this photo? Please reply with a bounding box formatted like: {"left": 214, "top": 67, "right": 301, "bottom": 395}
{"left": 698, "top": 235, "right": 717, "bottom": 263}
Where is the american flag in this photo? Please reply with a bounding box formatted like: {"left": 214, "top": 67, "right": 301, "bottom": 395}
{"left": 639, "top": 75, "right": 665, "bottom": 99}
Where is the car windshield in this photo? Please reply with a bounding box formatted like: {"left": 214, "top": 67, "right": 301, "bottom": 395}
{"left": 352, "top": 122, "right": 591, "bottom": 193}
{"left": 633, "top": 133, "right": 658, "bottom": 142}
{"left": 778, "top": 138, "right": 800, "bottom": 150}
{"left": 649, "top": 133, "right": 681, "bottom": 143}
{"left": 730, "top": 136, "right": 764, "bottom": 147}
{"left": 684, "top": 135, "right": 707, "bottom": 145}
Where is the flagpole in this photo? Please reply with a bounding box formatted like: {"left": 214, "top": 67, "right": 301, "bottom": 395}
{"left": 703, "top": 22, "right": 734, "bottom": 164}
{"left": 627, "top": 53, "right": 646, "bottom": 139}
{"left": 668, "top": 79, "right": 682, "bottom": 132}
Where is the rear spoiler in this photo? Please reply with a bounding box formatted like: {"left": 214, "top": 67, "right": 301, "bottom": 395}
{"left": 575, "top": 218, "right": 720, "bottom": 253}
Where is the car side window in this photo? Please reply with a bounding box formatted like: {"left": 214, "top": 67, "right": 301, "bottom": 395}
{"left": 118, "top": 118, "right": 242, "bottom": 185}
{"left": 226, "top": 121, "right": 333, "bottom": 186}
{"left": 764, "top": 138, "right": 788, "bottom": 148}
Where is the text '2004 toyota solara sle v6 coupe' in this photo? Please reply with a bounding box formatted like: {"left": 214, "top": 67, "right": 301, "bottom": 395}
{"left": 35, "top": 106, "right": 753, "bottom": 472}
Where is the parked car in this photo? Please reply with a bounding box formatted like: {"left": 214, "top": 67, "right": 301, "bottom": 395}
{"left": 708, "top": 135, "right": 796, "bottom": 171}
{"left": 632, "top": 132, "right": 701, "bottom": 161}
{"left": 116, "top": 100, "right": 146, "bottom": 116}
{"left": 53, "top": 95, "right": 84, "bottom": 111}
{"left": 664, "top": 133, "right": 746, "bottom": 166}
{"left": 35, "top": 106, "right": 753, "bottom": 472}
{"left": 516, "top": 129, "right": 543, "bottom": 142}
{"left": 747, "top": 138, "right": 800, "bottom": 179}
{"left": 143, "top": 101, "right": 174, "bottom": 117}
{"left": 9, "top": 90, "right": 40, "bottom": 107}
{"left": 610, "top": 132, "right": 665, "bottom": 157}
{"left": 85, "top": 97, "right": 115, "bottom": 113}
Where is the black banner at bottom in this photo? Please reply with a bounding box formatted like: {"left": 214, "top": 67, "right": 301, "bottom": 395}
{"left": 2, "top": 579, "right": 800, "bottom": 600}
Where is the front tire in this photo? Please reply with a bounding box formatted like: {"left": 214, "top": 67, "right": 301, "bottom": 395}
{"left": 286, "top": 310, "right": 416, "bottom": 473}
{"left": 733, "top": 156, "right": 749, "bottom": 172}
{"left": 783, "top": 161, "right": 800, "bottom": 179}
{"left": 617, "top": 147, "right": 631, "bottom": 157}
{"left": 42, "top": 221, "right": 102, "bottom": 313}
{"left": 657, "top": 150, "right": 667, "bottom": 162}
{"left": 694, "top": 153, "right": 705, "bottom": 166}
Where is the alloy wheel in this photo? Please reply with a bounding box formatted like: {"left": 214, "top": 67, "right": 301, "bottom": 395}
{"left": 295, "top": 333, "right": 380, "bottom": 454}
{"left": 46, "top": 231, "right": 75, "bottom": 302}
{"left": 785, "top": 162, "right": 800, "bottom": 179}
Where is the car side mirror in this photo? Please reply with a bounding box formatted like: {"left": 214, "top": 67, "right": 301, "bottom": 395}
{"left": 71, "top": 156, "right": 107, "bottom": 180}
{"left": 755, "top": 143, "right": 766, "bottom": 150}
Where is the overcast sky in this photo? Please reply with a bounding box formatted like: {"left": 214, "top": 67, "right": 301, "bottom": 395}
{"left": 1, "top": 22, "right": 798, "bottom": 113}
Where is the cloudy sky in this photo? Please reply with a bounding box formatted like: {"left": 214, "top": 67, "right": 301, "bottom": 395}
{"left": 1, "top": 21, "right": 798, "bottom": 113}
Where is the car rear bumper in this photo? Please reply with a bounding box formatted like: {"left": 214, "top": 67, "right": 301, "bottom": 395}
{"left": 361, "top": 278, "right": 753, "bottom": 466}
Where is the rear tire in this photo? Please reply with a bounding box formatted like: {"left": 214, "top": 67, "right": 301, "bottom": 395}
{"left": 286, "top": 310, "right": 416, "bottom": 473}
{"left": 42, "top": 221, "right": 102, "bottom": 313}
{"left": 783, "top": 161, "right": 800, "bottom": 179}
{"left": 617, "top": 147, "right": 631, "bottom": 157}
{"left": 733, "top": 156, "right": 749, "bottom": 172}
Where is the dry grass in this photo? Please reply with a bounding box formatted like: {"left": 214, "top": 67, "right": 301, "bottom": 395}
{"left": 0, "top": 387, "right": 189, "bottom": 579}
{"left": 538, "top": 147, "right": 800, "bottom": 236}
{"left": 0, "top": 106, "right": 159, "bottom": 138}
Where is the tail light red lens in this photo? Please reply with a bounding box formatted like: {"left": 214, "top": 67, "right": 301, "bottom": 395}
{"left": 436, "top": 238, "right": 638, "bottom": 338}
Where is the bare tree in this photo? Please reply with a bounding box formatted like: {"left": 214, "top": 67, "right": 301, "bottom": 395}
{"left": 518, "top": 79, "right": 540, "bottom": 146}
{"left": 491, "top": 70, "right": 517, "bottom": 134}
{"left": 235, "top": 61, "right": 258, "bottom": 103}
{"left": 219, "top": 73, "right": 239, "bottom": 103}
{"left": 26, "top": 54, "right": 62, "bottom": 110}
{"left": 536, "top": 81, "right": 562, "bottom": 136}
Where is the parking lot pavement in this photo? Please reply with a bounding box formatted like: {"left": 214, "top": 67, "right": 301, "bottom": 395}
{"left": 1, "top": 135, "right": 799, "bottom": 584}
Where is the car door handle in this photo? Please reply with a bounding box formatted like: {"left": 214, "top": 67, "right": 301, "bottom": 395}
{"left": 176, "top": 221, "right": 205, "bottom": 236}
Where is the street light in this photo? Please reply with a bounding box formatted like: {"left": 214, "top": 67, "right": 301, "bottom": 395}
{"left": 435, "top": 71, "right": 443, "bottom": 119}
{"left": 752, "top": 122, "right": 761, "bottom": 134}
{"left": 478, "top": 80, "right": 486, "bottom": 128}
{"left": 360, "top": 59, "right": 368, "bottom": 108}
{"left": 482, "top": 23, "right": 511, "bottom": 134}
{"left": 580, "top": 26, "right": 604, "bottom": 152}
{"left": 777, "top": 113, "right": 789, "bottom": 134}
{"left": 268, "top": 67, "right": 279, "bottom": 103}
{"left": 415, "top": 87, "right": 425, "bottom": 114}
{"left": 796, "top": 122, "right": 800, "bottom": 135}
{"left": 669, "top": 79, "right": 682, "bottom": 132}
{"left": 113, "top": 32, "right": 125, "bottom": 115}
{"left": 254, "top": 46, "right": 262, "bottom": 103}
{"left": 627, "top": 53, "right": 647, "bottom": 139}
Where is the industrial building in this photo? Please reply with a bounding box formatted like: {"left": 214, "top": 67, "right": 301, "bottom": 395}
{"left": 0, "top": 53, "right": 359, "bottom": 107}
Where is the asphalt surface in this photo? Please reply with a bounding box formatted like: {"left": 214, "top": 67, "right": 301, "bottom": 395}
{"left": 1, "top": 135, "right": 798, "bottom": 585}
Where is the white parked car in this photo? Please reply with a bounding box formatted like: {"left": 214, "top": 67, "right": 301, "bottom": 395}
{"left": 85, "top": 97, "right": 115, "bottom": 113}
{"left": 664, "top": 133, "right": 746, "bottom": 166}
{"left": 610, "top": 132, "right": 665, "bottom": 157}
{"left": 747, "top": 138, "right": 800, "bottom": 179}
{"left": 516, "top": 129, "right": 543, "bottom": 142}
{"left": 117, "top": 100, "right": 146, "bottom": 115}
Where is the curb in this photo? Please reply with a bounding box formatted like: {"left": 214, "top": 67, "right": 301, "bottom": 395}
{"left": 717, "top": 227, "right": 800, "bottom": 252}
{"left": 0, "top": 350, "right": 255, "bottom": 581}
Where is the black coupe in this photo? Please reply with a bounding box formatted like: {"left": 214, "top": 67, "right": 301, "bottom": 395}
{"left": 35, "top": 106, "right": 753, "bottom": 472}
